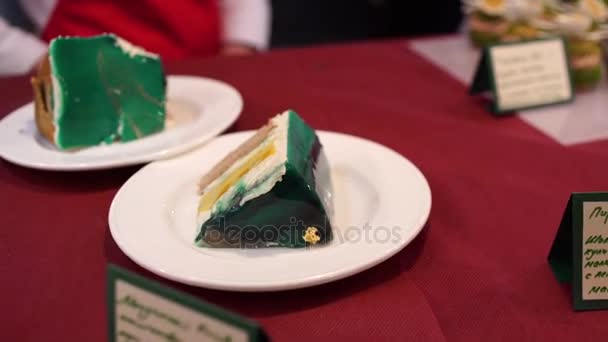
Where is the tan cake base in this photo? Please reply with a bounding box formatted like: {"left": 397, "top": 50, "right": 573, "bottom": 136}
{"left": 198, "top": 122, "right": 275, "bottom": 194}
{"left": 30, "top": 56, "right": 56, "bottom": 145}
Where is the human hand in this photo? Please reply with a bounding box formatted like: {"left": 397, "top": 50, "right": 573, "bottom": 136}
{"left": 220, "top": 44, "right": 256, "bottom": 56}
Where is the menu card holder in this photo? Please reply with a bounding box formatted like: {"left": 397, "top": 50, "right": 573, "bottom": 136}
{"left": 549, "top": 193, "right": 608, "bottom": 311}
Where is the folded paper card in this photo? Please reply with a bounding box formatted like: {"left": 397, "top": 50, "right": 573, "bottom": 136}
{"left": 107, "top": 265, "right": 269, "bottom": 341}
{"left": 548, "top": 193, "right": 608, "bottom": 311}
{"left": 470, "top": 38, "right": 574, "bottom": 114}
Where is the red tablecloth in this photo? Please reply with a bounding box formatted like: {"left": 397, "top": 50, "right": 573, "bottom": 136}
{"left": 2, "top": 39, "right": 608, "bottom": 341}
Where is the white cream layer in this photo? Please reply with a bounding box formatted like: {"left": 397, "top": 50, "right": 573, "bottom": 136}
{"left": 196, "top": 111, "right": 290, "bottom": 226}
{"left": 50, "top": 56, "right": 62, "bottom": 145}
{"left": 115, "top": 37, "right": 159, "bottom": 59}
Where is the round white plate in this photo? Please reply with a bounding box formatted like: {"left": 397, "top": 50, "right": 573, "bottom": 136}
{"left": 0, "top": 75, "right": 242, "bottom": 171}
{"left": 109, "top": 131, "right": 432, "bottom": 291}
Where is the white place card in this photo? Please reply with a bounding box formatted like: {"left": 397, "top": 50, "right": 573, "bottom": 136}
{"left": 470, "top": 38, "right": 574, "bottom": 113}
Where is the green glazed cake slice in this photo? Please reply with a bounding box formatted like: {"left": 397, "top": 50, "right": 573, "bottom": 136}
{"left": 196, "top": 110, "right": 334, "bottom": 248}
{"left": 31, "top": 34, "right": 166, "bottom": 150}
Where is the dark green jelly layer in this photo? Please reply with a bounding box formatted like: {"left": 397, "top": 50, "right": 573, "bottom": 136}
{"left": 195, "top": 164, "right": 332, "bottom": 248}
{"left": 50, "top": 34, "right": 166, "bottom": 149}
{"left": 196, "top": 111, "right": 332, "bottom": 248}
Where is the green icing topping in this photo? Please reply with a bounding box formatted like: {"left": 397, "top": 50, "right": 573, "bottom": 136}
{"left": 567, "top": 39, "right": 602, "bottom": 57}
{"left": 196, "top": 111, "right": 332, "bottom": 248}
{"left": 505, "top": 22, "right": 537, "bottom": 39}
{"left": 572, "top": 65, "right": 602, "bottom": 89}
{"left": 49, "top": 34, "right": 166, "bottom": 149}
{"left": 473, "top": 11, "right": 505, "bottom": 22}
{"left": 469, "top": 30, "right": 501, "bottom": 47}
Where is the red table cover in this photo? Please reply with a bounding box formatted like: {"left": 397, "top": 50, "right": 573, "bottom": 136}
{"left": 2, "top": 39, "right": 608, "bottom": 341}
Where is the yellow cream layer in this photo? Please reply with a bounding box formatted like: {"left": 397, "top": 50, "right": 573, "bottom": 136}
{"left": 198, "top": 142, "right": 276, "bottom": 213}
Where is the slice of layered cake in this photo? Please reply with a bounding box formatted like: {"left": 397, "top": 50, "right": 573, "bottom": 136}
{"left": 196, "top": 110, "right": 334, "bottom": 248}
{"left": 31, "top": 34, "right": 166, "bottom": 150}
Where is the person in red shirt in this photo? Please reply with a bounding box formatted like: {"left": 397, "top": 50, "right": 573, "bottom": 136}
{"left": 43, "top": 0, "right": 271, "bottom": 60}
{"left": 1, "top": 0, "right": 271, "bottom": 75}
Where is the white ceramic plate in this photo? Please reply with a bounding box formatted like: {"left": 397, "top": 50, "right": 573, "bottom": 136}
{"left": 0, "top": 75, "right": 242, "bottom": 170}
{"left": 109, "top": 131, "right": 432, "bottom": 291}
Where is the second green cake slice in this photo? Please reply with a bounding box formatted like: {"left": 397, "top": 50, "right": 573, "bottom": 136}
{"left": 195, "top": 110, "right": 334, "bottom": 248}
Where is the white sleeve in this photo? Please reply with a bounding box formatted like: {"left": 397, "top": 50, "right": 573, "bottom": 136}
{"left": 220, "top": 0, "right": 271, "bottom": 50}
{"left": 0, "top": 18, "right": 47, "bottom": 76}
